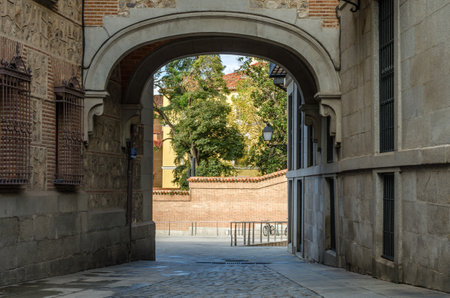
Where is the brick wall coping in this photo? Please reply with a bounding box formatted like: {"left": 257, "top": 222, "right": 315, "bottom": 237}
{"left": 187, "top": 169, "right": 287, "bottom": 183}
{"left": 153, "top": 189, "right": 190, "bottom": 195}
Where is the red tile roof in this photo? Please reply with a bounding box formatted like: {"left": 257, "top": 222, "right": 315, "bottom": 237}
{"left": 223, "top": 72, "right": 242, "bottom": 90}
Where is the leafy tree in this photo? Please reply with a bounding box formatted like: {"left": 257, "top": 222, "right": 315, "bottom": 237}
{"left": 154, "top": 55, "right": 245, "bottom": 188}
{"left": 234, "top": 58, "right": 287, "bottom": 174}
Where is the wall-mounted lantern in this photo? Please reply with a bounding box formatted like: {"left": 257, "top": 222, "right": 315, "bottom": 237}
{"left": 262, "top": 123, "right": 274, "bottom": 142}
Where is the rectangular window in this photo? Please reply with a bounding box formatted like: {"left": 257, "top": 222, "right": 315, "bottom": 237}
{"left": 326, "top": 178, "right": 336, "bottom": 251}
{"left": 54, "top": 76, "right": 84, "bottom": 186}
{"left": 296, "top": 106, "right": 302, "bottom": 169}
{"left": 326, "top": 117, "right": 334, "bottom": 163}
{"left": 0, "top": 51, "right": 32, "bottom": 185}
{"left": 382, "top": 173, "right": 394, "bottom": 260}
{"left": 379, "top": 0, "right": 394, "bottom": 152}
{"left": 288, "top": 94, "right": 293, "bottom": 170}
{"left": 308, "top": 125, "right": 314, "bottom": 167}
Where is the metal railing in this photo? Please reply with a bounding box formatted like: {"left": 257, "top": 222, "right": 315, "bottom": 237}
{"left": 230, "top": 221, "right": 288, "bottom": 246}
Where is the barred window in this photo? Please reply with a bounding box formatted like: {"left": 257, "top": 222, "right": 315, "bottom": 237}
{"left": 379, "top": 0, "right": 394, "bottom": 152}
{"left": 382, "top": 173, "right": 395, "bottom": 260}
{"left": 0, "top": 48, "right": 32, "bottom": 185}
{"left": 54, "top": 74, "right": 84, "bottom": 186}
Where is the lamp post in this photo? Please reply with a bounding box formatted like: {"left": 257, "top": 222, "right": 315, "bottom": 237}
{"left": 262, "top": 123, "right": 274, "bottom": 141}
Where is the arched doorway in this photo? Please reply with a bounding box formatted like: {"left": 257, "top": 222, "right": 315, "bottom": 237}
{"left": 82, "top": 12, "right": 341, "bottom": 260}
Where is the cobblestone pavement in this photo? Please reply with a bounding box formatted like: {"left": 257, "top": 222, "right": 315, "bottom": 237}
{"left": 114, "top": 264, "right": 318, "bottom": 297}
{"left": 0, "top": 237, "right": 447, "bottom": 297}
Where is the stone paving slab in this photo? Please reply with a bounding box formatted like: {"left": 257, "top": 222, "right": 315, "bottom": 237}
{"left": 0, "top": 237, "right": 447, "bottom": 297}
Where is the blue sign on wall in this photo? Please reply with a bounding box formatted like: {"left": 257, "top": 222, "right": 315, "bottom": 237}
{"left": 130, "top": 148, "right": 137, "bottom": 159}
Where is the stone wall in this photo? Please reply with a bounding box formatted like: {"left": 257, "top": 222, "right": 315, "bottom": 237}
{"left": 335, "top": 0, "right": 450, "bottom": 292}
{"left": 400, "top": 0, "right": 450, "bottom": 149}
{"left": 153, "top": 170, "right": 288, "bottom": 235}
{"left": 0, "top": 0, "right": 149, "bottom": 287}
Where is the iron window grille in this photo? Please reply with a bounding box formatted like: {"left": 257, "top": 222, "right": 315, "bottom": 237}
{"left": 54, "top": 74, "right": 84, "bottom": 186}
{"left": 379, "top": 0, "right": 394, "bottom": 152}
{"left": 287, "top": 94, "right": 293, "bottom": 170}
{"left": 382, "top": 173, "right": 395, "bottom": 260}
{"left": 308, "top": 125, "right": 314, "bottom": 167}
{"left": 327, "top": 178, "right": 336, "bottom": 251}
{"left": 0, "top": 47, "right": 32, "bottom": 185}
{"left": 296, "top": 106, "right": 302, "bottom": 169}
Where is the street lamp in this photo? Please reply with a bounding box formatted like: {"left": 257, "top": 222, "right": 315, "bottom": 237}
{"left": 262, "top": 123, "right": 274, "bottom": 141}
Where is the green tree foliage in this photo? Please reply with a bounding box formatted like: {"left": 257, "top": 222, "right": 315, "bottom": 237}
{"left": 234, "top": 58, "right": 287, "bottom": 175}
{"left": 154, "top": 55, "right": 245, "bottom": 189}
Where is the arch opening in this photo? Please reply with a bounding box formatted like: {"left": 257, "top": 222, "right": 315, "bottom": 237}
{"left": 83, "top": 13, "right": 341, "bottom": 261}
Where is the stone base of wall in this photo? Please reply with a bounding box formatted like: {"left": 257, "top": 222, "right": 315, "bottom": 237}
{"left": 0, "top": 191, "right": 153, "bottom": 287}
{"left": 131, "top": 221, "right": 155, "bottom": 261}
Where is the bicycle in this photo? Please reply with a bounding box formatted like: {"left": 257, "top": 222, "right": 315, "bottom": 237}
{"left": 263, "top": 223, "right": 288, "bottom": 236}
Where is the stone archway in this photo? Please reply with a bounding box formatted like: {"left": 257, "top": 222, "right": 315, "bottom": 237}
{"left": 82, "top": 11, "right": 341, "bottom": 259}
{"left": 83, "top": 12, "right": 340, "bottom": 95}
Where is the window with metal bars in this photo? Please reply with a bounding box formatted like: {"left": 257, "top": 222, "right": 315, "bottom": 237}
{"left": 327, "top": 178, "right": 336, "bottom": 251}
{"left": 288, "top": 94, "right": 293, "bottom": 170}
{"left": 382, "top": 173, "right": 394, "bottom": 260}
{"left": 0, "top": 48, "right": 32, "bottom": 185}
{"left": 54, "top": 74, "right": 84, "bottom": 186}
{"left": 326, "top": 116, "right": 334, "bottom": 163}
{"left": 379, "top": 0, "right": 394, "bottom": 152}
{"left": 296, "top": 104, "right": 302, "bottom": 169}
{"left": 308, "top": 125, "right": 314, "bottom": 167}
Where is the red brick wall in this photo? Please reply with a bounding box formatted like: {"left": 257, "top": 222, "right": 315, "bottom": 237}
{"left": 84, "top": 0, "right": 118, "bottom": 26}
{"left": 309, "top": 0, "right": 339, "bottom": 27}
{"left": 153, "top": 170, "right": 288, "bottom": 230}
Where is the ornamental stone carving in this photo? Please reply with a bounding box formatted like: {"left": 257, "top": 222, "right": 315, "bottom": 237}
{"left": 31, "top": 98, "right": 42, "bottom": 143}
{"left": 118, "top": 0, "right": 176, "bottom": 16}
{"left": 57, "top": 0, "right": 82, "bottom": 23}
{"left": 249, "top": 0, "right": 309, "bottom": 18}
{"left": 0, "top": 0, "right": 82, "bottom": 64}
{"left": 27, "top": 49, "right": 48, "bottom": 99}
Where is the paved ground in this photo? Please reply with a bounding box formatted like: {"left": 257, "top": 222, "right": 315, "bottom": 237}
{"left": 0, "top": 237, "right": 447, "bottom": 297}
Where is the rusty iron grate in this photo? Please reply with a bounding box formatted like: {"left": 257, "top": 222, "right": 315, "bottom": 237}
{"left": 0, "top": 46, "right": 32, "bottom": 185}
{"left": 54, "top": 73, "right": 84, "bottom": 186}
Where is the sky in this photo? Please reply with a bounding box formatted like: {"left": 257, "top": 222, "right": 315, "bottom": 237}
{"left": 154, "top": 54, "right": 246, "bottom": 94}
{"left": 221, "top": 54, "right": 246, "bottom": 74}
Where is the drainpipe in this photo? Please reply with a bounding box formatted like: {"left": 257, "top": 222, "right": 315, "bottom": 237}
{"left": 126, "top": 125, "right": 137, "bottom": 261}
{"left": 81, "top": 0, "right": 85, "bottom": 78}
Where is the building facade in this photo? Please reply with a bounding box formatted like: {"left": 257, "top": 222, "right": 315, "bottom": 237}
{"left": 0, "top": 0, "right": 448, "bottom": 292}
{"left": 281, "top": 0, "right": 449, "bottom": 292}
